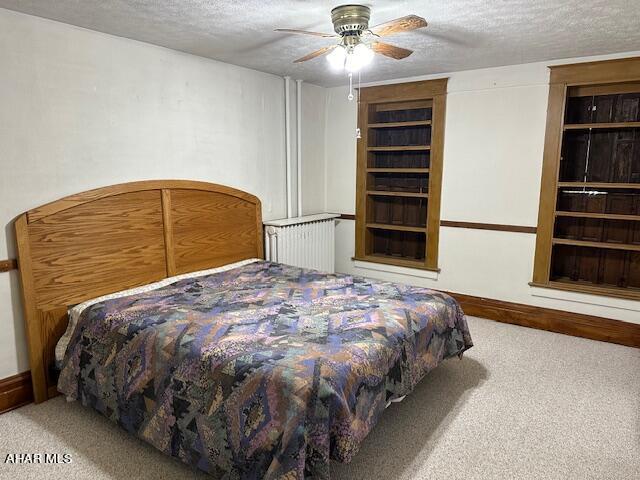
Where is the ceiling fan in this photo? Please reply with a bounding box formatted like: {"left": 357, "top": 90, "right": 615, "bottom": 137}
{"left": 275, "top": 4, "right": 428, "bottom": 72}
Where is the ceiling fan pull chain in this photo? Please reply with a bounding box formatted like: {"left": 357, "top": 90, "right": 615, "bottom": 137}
{"left": 355, "top": 71, "right": 362, "bottom": 139}
{"left": 348, "top": 72, "right": 354, "bottom": 100}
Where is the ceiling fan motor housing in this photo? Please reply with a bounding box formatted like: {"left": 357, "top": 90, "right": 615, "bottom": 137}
{"left": 331, "top": 4, "right": 371, "bottom": 35}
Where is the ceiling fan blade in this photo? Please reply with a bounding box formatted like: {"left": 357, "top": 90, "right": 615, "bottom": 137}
{"left": 371, "top": 42, "right": 413, "bottom": 60}
{"left": 294, "top": 45, "right": 337, "bottom": 63}
{"left": 275, "top": 28, "right": 337, "bottom": 38}
{"left": 370, "top": 15, "right": 428, "bottom": 37}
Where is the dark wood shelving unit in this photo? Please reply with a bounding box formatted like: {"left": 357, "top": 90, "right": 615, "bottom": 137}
{"left": 355, "top": 79, "right": 447, "bottom": 271}
{"left": 533, "top": 57, "right": 640, "bottom": 300}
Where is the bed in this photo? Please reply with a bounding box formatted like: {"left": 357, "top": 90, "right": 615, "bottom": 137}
{"left": 15, "top": 180, "right": 472, "bottom": 479}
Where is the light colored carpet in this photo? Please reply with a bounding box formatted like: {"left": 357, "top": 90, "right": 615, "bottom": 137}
{"left": 0, "top": 317, "right": 638, "bottom": 480}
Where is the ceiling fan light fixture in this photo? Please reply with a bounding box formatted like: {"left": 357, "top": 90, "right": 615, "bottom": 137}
{"left": 351, "top": 42, "right": 374, "bottom": 69}
{"left": 328, "top": 42, "right": 373, "bottom": 73}
{"left": 327, "top": 45, "right": 347, "bottom": 70}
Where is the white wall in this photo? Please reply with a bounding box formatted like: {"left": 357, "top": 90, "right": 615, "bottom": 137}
{"left": 0, "top": 8, "right": 288, "bottom": 378}
{"left": 322, "top": 53, "right": 640, "bottom": 325}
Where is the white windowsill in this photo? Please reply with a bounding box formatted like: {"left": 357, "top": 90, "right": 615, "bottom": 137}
{"left": 529, "top": 286, "right": 640, "bottom": 313}
{"left": 352, "top": 259, "right": 439, "bottom": 280}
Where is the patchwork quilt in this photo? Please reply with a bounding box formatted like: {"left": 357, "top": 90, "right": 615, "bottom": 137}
{"left": 58, "top": 261, "right": 472, "bottom": 479}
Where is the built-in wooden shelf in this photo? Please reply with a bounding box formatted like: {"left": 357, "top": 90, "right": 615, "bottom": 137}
{"left": 564, "top": 121, "right": 640, "bottom": 130}
{"left": 356, "top": 79, "right": 447, "bottom": 272}
{"left": 368, "top": 120, "right": 432, "bottom": 128}
{"left": 555, "top": 211, "right": 640, "bottom": 221}
{"left": 367, "top": 145, "right": 431, "bottom": 152}
{"left": 366, "top": 223, "right": 426, "bottom": 233}
{"left": 366, "top": 190, "right": 429, "bottom": 198}
{"left": 366, "top": 168, "right": 430, "bottom": 173}
{"left": 557, "top": 182, "right": 640, "bottom": 189}
{"left": 532, "top": 59, "right": 640, "bottom": 301}
{"left": 552, "top": 238, "right": 640, "bottom": 252}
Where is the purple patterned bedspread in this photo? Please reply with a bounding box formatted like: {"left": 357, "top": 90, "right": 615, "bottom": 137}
{"left": 58, "top": 261, "right": 472, "bottom": 479}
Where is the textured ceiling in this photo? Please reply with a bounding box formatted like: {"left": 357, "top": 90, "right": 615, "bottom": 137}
{"left": 1, "top": 0, "right": 640, "bottom": 87}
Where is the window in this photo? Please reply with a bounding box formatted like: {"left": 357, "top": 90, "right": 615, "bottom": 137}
{"left": 532, "top": 57, "right": 640, "bottom": 300}
{"left": 354, "top": 79, "right": 447, "bottom": 271}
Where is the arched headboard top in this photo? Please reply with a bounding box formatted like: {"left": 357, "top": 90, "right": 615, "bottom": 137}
{"left": 15, "top": 180, "right": 263, "bottom": 403}
{"left": 25, "top": 179, "right": 261, "bottom": 223}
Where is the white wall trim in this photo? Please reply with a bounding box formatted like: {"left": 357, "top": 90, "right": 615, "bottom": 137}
{"left": 323, "top": 84, "right": 331, "bottom": 214}
{"left": 284, "top": 75, "right": 292, "bottom": 218}
{"left": 296, "top": 78, "right": 303, "bottom": 217}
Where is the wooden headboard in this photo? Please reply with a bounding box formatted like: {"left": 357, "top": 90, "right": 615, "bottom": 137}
{"left": 15, "top": 180, "right": 263, "bottom": 403}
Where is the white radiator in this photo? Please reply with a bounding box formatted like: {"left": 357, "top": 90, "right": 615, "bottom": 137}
{"left": 264, "top": 213, "right": 340, "bottom": 273}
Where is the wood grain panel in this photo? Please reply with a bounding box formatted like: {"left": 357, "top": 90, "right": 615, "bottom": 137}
{"left": 359, "top": 79, "right": 448, "bottom": 103}
{"left": 550, "top": 57, "right": 640, "bottom": 85}
{"left": 425, "top": 92, "right": 446, "bottom": 271}
{"left": 161, "top": 189, "right": 176, "bottom": 276}
{"left": 170, "top": 190, "right": 259, "bottom": 274}
{"left": 15, "top": 180, "right": 263, "bottom": 403}
{"left": 15, "top": 215, "right": 47, "bottom": 403}
{"left": 355, "top": 98, "right": 368, "bottom": 260}
{"left": 28, "top": 190, "right": 167, "bottom": 308}
{"left": 374, "top": 100, "right": 432, "bottom": 111}
{"left": 532, "top": 83, "right": 567, "bottom": 284}
{"left": 26, "top": 180, "right": 262, "bottom": 223}
{"left": 40, "top": 307, "right": 68, "bottom": 392}
{"left": 569, "top": 81, "right": 640, "bottom": 97}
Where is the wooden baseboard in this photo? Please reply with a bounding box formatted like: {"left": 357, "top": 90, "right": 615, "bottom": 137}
{"left": 447, "top": 292, "right": 640, "bottom": 348}
{"left": 0, "top": 371, "right": 33, "bottom": 414}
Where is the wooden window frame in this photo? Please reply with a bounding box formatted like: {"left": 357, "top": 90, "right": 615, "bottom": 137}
{"left": 354, "top": 79, "right": 447, "bottom": 271}
{"left": 531, "top": 57, "right": 640, "bottom": 301}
